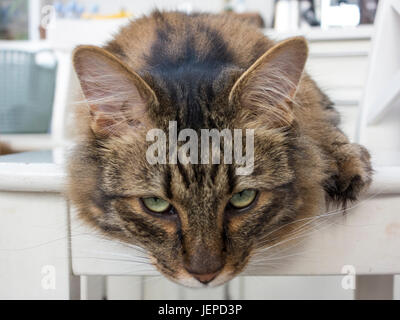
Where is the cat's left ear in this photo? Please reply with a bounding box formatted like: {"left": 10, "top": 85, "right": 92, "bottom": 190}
{"left": 73, "top": 45, "right": 158, "bottom": 137}
{"left": 229, "top": 37, "right": 308, "bottom": 128}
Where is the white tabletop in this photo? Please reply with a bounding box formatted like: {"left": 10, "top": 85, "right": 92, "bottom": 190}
{"left": 0, "top": 150, "right": 65, "bottom": 192}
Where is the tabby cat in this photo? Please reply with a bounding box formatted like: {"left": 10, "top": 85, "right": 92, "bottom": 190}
{"left": 68, "top": 11, "right": 372, "bottom": 287}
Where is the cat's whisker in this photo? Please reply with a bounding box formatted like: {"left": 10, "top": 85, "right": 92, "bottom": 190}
{"left": 249, "top": 250, "right": 312, "bottom": 265}
{"left": 76, "top": 249, "right": 150, "bottom": 261}
{"left": 244, "top": 261, "right": 287, "bottom": 273}
{"left": 252, "top": 234, "right": 308, "bottom": 258}
{"left": 254, "top": 213, "right": 337, "bottom": 255}
{"left": 256, "top": 188, "right": 383, "bottom": 249}
{"left": 73, "top": 256, "right": 152, "bottom": 265}
{"left": 254, "top": 214, "right": 341, "bottom": 263}
{"left": 255, "top": 214, "right": 331, "bottom": 249}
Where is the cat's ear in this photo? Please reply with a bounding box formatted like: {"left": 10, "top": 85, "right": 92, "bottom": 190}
{"left": 229, "top": 37, "right": 308, "bottom": 128}
{"left": 73, "top": 45, "right": 158, "bottom": 137}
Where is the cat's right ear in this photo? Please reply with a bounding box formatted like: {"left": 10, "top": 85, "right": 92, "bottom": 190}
{"left": 73, "top": 45, "right": 158, "bottom": 137}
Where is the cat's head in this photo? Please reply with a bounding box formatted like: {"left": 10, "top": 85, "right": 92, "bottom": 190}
{"left": 69, "top": 37, "right": 326, "bottom": 287}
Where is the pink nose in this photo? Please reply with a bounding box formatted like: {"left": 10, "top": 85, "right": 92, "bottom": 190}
{"left": 191, "top": 271, "right": 220, "bottom": 284}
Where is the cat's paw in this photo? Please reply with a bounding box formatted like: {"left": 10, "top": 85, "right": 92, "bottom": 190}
{"left": 325, "top": 143, "right": 373, "bottom": 206}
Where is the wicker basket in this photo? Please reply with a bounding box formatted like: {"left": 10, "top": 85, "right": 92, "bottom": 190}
{"left": 0, "top": 49, "right": 57, "bottom": 133}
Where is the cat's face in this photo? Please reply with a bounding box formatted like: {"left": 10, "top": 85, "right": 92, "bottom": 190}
{"left": 79, "top": 126, "right": 306, "bottom": 287}
{"left": 69, "top": 38, "right": 326, "bottom": 287}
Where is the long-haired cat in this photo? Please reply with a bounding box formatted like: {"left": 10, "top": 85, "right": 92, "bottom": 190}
{"left": 67, "top": 11, "right": 372, "bottom": 287}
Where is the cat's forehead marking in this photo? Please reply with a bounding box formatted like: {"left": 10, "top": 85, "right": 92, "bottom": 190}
{"left": 144, "top": 14, "right": 235, "bottom": 74}
{"left": 140, "top": 16, "right": 238, "bottom": 131}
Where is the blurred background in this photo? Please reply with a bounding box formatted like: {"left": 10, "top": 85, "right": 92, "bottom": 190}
{"left": 2, "top": 0, "right": 396, "bottom": 300}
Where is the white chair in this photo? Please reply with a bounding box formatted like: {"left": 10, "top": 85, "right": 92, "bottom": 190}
{"left": 353, "top": 0, "right": 400, "bottom": 299}
{"left": 356, "top": 0, "right": 400, "bottom": 165}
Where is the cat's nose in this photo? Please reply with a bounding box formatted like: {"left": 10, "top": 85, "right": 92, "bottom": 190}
{"left": 183, "top": 249, "right": 224, "bottom": 284}
{"left": 190, "top": 270, "right": 221, "bottom": 284}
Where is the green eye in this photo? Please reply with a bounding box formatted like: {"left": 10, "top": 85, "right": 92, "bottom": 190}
{"left": 142, "top": 197, "right": 171, "bottom": 213}
{"left": 229, "top": 189, "right": 257, "bottom": 209}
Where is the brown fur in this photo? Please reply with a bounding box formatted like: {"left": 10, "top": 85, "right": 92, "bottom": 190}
{"left": 67, "top": 11, "right": 372, "bottom": 287}
{"left": 0, "top": 141, "right": 13, "bottom": 155}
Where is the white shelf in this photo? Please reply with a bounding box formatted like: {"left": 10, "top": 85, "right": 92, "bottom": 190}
{"left": 1, "top": 134, "right": 54, "bottom": 152}
{"left": 265, "top": 25, "right": 373, "bottom": 42}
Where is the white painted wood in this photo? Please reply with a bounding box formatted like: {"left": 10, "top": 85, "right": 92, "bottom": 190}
{"left": 367, "top": 70, "right": 400, "bottom": 124}
{"left": 355, "top": 275, "right": 394, "bottom": 300}
{"left": 28, "top": 0, "right": 40, "bottom": 41}
{"left": 179, "top": 284, "right": 226, "bottom": 300}
{"left": 304, "top": 39, "right": 370, "bottom": 107}
{"left": 50, "top": 51, "right": 74, "bottom": 146}
{"left": 0, "top": 134, "right": 52, "bottom": 152}
{"left": 0, "top": 40, "right": 50, "bottom": 51}
{"left": 224, "top": 277, "right": 245, "bottom": 300}
{"left": 140, "top": 276, "right": 227, "bottom": 300}
{"left": 245, "top": 193, "right": 400, "bottom": 276}
{"left": 357, "top": 0, "right": 400, "bottom": 144}
{"left": 241, "top": 276, "right": 354, "bottom": 300}
{"left": 308, "top": 40, "right": 371, "bottom": 56}
{"left": 394, "top": 275, "right": 400, "bottom": 300}
{"left": 0, "top": 163, "right": 64, "bottom": 192}
{"left": 80, "top": 276, "right": 106, "bottom": 300}
{"left": 142, "top": 277, "right": 181, "bottom": 300}
{"left": 306, "top": 56, "right": 368, "bottom": 95}
{"left": 336, "top": 105, "right": 360, "bottom": 141}
{"left": 0, "top": 192, "right": 79, "bottom": 299}
{"left": 106, "top": 276, "right": 143, "bottom": 300}
{"left": 46, "top": 18, "right": 130, "bottom": 51}
{"left": 265, "top": 25, "right": 373, "bottom": 42}
{"left": 70, "top": 212, "right": 159, "bottom": 276}
{"left": 0, "top": 150, "right": 65, "bottom": 193}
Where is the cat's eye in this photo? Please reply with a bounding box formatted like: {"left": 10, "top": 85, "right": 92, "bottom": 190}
{"left": 229, "top": 189, "right": 257, "bottom": 209}
{"left": 142, "top": 197, "right": 171, "bottom": 213}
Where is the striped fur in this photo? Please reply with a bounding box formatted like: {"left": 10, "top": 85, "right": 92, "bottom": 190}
{"left": 67, "top": 11, "right": 372, "bottom": 287}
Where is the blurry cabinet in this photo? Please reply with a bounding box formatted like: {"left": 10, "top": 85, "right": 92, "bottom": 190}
{"left": 266, "top": 27, "right": 372, "bottom": 141}
{"left": 307, "top": 38, "right": 371, "bottom": 141}
{"left": 307, "top": 39, "right": 370, "bottom": 106}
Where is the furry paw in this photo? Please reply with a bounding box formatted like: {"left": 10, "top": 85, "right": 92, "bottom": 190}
{"left": 325, "top": 143, "right": 373, "bottom": 206}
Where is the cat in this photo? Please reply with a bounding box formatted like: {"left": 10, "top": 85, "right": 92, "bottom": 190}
{"left": 67, "top": 11, "right": 372, "bottom": 287}
{"left": 0, "top": 141, "right": 13, "bottom": 156}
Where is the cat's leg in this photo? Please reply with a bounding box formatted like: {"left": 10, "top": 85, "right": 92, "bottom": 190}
{"left": 316, "top": 106, "right": 373, "bottom": 206}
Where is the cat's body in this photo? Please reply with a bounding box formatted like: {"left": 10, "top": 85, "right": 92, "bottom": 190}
{"left": 68, "top": 11, "right": 372, "bottom": 287}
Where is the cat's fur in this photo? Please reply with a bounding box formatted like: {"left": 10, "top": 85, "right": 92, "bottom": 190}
{"left": 68, "top": 11, "right": 372, "bottom": 287}
{"left": 0, "top": 141, "right": 13, "bottom": 155}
